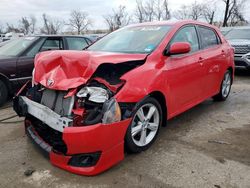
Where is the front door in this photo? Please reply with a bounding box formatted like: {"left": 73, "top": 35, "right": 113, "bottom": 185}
{"left": 164, "top": 25, "right": 205, "bottom": 116}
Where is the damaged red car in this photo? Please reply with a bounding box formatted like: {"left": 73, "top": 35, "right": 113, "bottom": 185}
{"left": 13, "top": 20, "right": 234, "bottom": 176}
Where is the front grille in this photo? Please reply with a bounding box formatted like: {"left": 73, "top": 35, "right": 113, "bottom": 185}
{"left": 232, "top": 45, "right": 250, "bottom": 54}
{"left": 41, "top": 89, "right": 74, "bottom": 116}
{"left": 29, "top": 117, "right": 67, "bottom": 154}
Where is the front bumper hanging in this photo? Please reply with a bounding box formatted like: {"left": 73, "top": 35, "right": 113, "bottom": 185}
{"left": 14, "top": 94, "right": 132, "bottom": 176}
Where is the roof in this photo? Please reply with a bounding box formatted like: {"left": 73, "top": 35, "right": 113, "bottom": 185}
{"left": 126, "top": 20, "right": 220, "bottom": 30}
{"left": 32, "top": 35, "right": 90, "bottom": 38}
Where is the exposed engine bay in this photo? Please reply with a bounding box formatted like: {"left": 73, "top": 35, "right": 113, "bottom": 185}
{"left": 15, "top": 60, "right": 145, "bottom": 130}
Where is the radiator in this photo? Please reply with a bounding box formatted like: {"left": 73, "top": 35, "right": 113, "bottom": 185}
{"left": 41, "top": 89, "right": 74, "bottom": 117}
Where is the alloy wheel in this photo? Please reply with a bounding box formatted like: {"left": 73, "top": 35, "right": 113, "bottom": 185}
{"left": 131, "top": 103, "right": 160, "bottom": 147}
{"left": 222, "top": 72, "right": 231, "bottom": 98}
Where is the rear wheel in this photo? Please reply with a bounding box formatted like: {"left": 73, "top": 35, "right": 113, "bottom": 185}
{"left": 0, "top": 80, "right": 8, "bottom": 106}
{"left": 213, "top": 70, "right": 232, "bottom": 101}
{"left": 125, "top": 97, "right": 162, "bottom": 153}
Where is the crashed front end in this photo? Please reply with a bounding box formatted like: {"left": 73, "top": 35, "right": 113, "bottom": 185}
{"left": 13, "top": 51, "right": 145, "bottom": 175}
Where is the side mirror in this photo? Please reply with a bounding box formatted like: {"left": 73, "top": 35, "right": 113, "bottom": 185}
{"left": 165, "top": 42, "right": 191, "bottom": 56}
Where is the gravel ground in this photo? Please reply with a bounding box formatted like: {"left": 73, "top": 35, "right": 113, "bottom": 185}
{"left": 0, "top": 70, "right": 250, "bottom": 188}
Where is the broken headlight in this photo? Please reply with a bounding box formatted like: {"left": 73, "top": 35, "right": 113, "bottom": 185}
{"left": 102, "top": 98, "right": 121, "bottom": 124}
{"left": 77, "top": 86, "right": 109, "bottom": 103}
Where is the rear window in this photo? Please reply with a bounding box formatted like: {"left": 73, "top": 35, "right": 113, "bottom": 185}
{"left": 198, "top": 26, "right": 220, "bottom": 49}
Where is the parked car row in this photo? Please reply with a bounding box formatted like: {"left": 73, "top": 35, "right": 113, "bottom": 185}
{"left": 0, "top": 35, "right": 93, "bottom": 105}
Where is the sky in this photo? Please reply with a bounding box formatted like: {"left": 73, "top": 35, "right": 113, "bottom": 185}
{"left": 0, "top": 0, "right": 249, "bottom": 31}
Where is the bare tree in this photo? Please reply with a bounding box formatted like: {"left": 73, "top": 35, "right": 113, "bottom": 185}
{"left": 154, "top": 0, "right": 164, "bottom": 21}
{"left": 68, "top": 10, "right": 91, "bottom": 34}
{"left": 40, "top": 13, "right": 62, "bottom": 34}
{"left": 163, "top": 0, "right": 171, "bottom": 20}
{"left": 174, "top": 5, "right": 190, "bottom": 20}
{"left": 103, "top": 5, "right": 130, "bottom": 32}
{"left": 19, "top": 17, "right": 31, "bottom": 35}
{"left": 222, "top": 0, "right": 246, "bottom": 26}
{"left": 189, "top": 1, "right": 204, "bottom": 20}
{"left": 0, "top": 23, "right": 4, "bottom": 33}
{"left": 30, "top": 15, "right": 37, "bottom": 34}
{"left": 134, "top": 0, "right": 171, "bottom": 22}
{"left": 174, "top": 1, "right": 213, "bottom": 22}
{"left": 6, "top": 23, "right": 21, "bottom": 33}
{"left": 134, "top": 0, "right": 146, "bottom": 23}
{"left": 144, "top": 0, "right": 155, "bottom": 21}
{"left": 202, "top": 4, "right": 216, "bottom": 24}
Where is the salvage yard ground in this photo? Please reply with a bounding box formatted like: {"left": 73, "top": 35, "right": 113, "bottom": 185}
{"left": 0, "top": 70, "right": 250, "bottom": 188}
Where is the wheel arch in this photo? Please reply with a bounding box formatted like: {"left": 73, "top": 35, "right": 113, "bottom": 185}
{"left": 0, "top": 73, "right": 11, "bottom": 95}
{"left": 148, "top": 91, "right": 167, "bottom": 127}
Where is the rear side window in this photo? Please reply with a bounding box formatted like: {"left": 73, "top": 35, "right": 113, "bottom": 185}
{"left": 41, "top": 38, "right": 63, "bottom": 51}
{"left": 65, "top": 37, "right": 89, "bottom": 50}
{"left": 25, "top": 38, "right": 45, "bottom": 57}
{"left": 171, "top": 26, "right": 199, "bottom": 53}
{"left": 198, "top": 26, "right": 220, "bottom": 49}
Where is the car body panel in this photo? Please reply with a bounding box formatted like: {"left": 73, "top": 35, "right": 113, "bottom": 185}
{"left": 34, "top": 50, "right": 147, "bottom": 90}
{"left": 0, "top": 56, "right": 18, "bottom": 79}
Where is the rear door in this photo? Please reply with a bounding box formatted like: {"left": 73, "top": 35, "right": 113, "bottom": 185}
{"left": 197, "top": 26, "right": 224, "bottom": 96}
{"left": 164, "top": 25, "right": 205, "bottom": 114}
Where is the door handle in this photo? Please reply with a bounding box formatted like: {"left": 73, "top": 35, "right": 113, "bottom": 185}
{"left": 221, "top": 50, "right": 226, "bottom": 57}
{"left": 198, "top": 57, "right": 204, "bottom": 66}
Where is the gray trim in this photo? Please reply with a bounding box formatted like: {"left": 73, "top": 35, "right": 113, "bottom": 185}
{"left": 21, "top": 96, "right": 73, "bottom": 132}
{"left": 9, "top": 76, "right": 32, "bottom": 81}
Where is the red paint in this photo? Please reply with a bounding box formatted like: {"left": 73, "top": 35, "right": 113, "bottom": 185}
{"left": 169, "top": 42, "right": 191, "bottom": 55}
{"left": 64, "top": 88, "right": 77, "bottom": 98}
{"left": 34, "top": 51, "right": 147, "bottom": 90}
{"left": 28, "top": 20, "right": 234, "bottom": 175}
{"left": 92, "top": 77, "right": 125, "bottom": 93}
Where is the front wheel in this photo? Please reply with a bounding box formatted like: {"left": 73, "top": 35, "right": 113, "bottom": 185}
{"left": 0, "top": 80, "right": 8, "bottom": 107}
{"left": 125, "top": 97, "right": 162, "bottom": 153}
{"left": 213, "top": 70, "right": 232, "bottom": 101}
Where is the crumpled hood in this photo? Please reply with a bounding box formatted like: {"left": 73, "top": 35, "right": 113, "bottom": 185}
{"left": 34, "top": 50, "right": 147, "bottom": 90}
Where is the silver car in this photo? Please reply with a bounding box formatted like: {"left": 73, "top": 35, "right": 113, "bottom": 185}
{"left": 224, "top": 26, "right": 250, "bottom": 70}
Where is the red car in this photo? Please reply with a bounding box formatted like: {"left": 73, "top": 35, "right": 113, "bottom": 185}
{"left": 14, "top": 20, "right": 234, "bottom": 175}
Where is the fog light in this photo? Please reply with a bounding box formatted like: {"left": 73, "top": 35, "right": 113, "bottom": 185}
{"left": 68, "top": 152, "right": 101, "bottom": 167}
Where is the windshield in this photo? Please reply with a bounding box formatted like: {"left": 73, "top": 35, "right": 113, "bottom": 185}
{"left": 88, "top": 25, "right": 172, "bottom": 54}
{"left": 0, "top": 37, "right": 38, "bottom": 56}
{"left": 225, "top": 29, "right": 250, "bottom": 40}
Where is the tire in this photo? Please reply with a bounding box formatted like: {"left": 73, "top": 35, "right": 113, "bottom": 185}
{"left": 213, "top": 70, "right": 232, "bottom": 101}
{"left": 125, "top": 97, "right": 162, "bottom": 153}
{"left": 0, "top": 80, "right": 8, "bottom": 107}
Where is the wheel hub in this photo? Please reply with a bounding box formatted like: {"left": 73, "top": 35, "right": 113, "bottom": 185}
{"left": 131, "top": 103, "right": 160, "bottom": 147}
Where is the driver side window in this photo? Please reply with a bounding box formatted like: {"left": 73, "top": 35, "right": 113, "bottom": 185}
{"left": 171, "top": 26, "right": 199, "bottom": 53}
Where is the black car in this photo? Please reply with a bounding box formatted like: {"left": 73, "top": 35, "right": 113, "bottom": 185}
{"left": 0, "top": 35, "right": 93, "bottom": 106}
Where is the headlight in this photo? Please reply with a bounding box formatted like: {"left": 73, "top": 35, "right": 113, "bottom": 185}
{"left": 102, "top": 98, "right": 121, "bottom": 124}
{"left": 77, "top": 87, "right": 109, "bottom": 103}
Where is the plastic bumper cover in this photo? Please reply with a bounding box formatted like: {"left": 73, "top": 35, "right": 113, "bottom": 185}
{"left": 24, "top": 116, "right": 131, "bottom": 176}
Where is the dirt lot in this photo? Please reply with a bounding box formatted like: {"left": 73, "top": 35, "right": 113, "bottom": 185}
{"left": 0, "top": 70, "right": 250, "bottom": 188}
